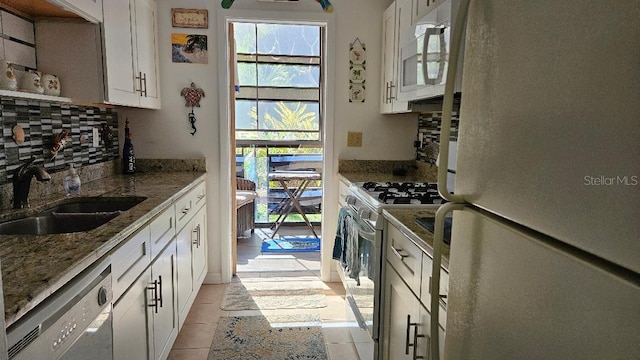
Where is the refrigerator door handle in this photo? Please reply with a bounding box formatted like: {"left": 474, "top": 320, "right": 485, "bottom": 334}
{"left": 430, "top": 202, "right": 466, "bottom": 360}
{"left": 436, "top": 0, "right": 471, "bottom": 204}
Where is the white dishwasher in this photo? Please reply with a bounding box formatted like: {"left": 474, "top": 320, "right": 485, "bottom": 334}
{"left": 6, "top": 257, "right": 113, "bottom": 360}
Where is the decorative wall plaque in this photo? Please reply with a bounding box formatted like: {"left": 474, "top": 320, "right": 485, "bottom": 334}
{"left": 171, "top": 8, "right": 208, "bottom": 28}
{"left": 349, "top": 38, "right": 366, "bottom": 102}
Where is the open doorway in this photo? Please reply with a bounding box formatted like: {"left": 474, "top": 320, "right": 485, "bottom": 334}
{"left": 229, "top": 21, "right": 326, "bottom": 276}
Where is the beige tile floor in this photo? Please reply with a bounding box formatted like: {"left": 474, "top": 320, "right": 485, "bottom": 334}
{"left": 168, "top": 226, "right": 371, "bottom": 360}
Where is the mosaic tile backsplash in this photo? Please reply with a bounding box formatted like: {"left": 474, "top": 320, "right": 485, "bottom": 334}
{"left": 0, "top": 97, "right": 119, "bottom": 185}
{"left": 416, "top": 111, "right": 460, "bottom": 164}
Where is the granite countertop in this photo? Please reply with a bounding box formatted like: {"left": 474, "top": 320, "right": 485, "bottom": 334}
{"left": 339, "top": 172, "right": 431, "bottom": 184}
{"left": 383, "top": 208, "right": 450, "bottom": 270}
{"left": 0, "top": 171, "right": 206, "bottom": 327}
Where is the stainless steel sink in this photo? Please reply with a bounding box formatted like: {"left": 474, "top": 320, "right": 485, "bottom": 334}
{"left": 38, "top": 196, "right": 147, "bottom": 215}
{"left": 0, "top": 213, "right": 120, "bottom": 235}
{"left": 0, "top": 196, "right": 146, "bottom": 235}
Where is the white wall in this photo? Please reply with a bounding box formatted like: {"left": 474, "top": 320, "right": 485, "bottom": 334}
{"left": 119, "top": 0, "right": 418, "bottom": 283}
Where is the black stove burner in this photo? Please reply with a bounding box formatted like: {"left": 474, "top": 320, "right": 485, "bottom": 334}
{"left": 363, "top": 181, "right": 438, "bottom": 193}
{"left": 378, "top": 191, "right": 444, "bottom": 204}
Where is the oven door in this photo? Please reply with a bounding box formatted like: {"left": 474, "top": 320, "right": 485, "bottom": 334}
{"left": 335, "top": 204, "right": 378, "bottom": 338}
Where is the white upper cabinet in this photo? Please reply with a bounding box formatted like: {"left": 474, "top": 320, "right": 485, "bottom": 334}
{"left": 414, "top": 0, "right": 439, "bottom": 21}
{"left": 380, "top": 0, "right": 411, "bottom": 114}
{"left": 103, "top": 0, "right": 161, "bottom": 109}
{"left": 102, "top": 0, "right": 138, "bottom": 106}
{"left": 132, "top": 0, "right": 161, "bottom": 108}
{"left": 49, "top": 0, "right": 104, "bottom": 23}
{"left": 35, "top": 0, "right": 160, "bottom": 108}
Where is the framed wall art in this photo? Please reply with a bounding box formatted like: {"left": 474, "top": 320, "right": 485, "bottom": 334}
{"left": 171, "top": 8, "right": 208, "bottom": 28}
{"left": 172, "top": 33, "right": 208, "bottom": 64}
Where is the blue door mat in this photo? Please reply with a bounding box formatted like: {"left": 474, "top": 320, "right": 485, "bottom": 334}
{"left": 261, "top": 237, "right": 321, "bottom": 252}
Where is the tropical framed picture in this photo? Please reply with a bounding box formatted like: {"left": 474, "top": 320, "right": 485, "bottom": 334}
{"left": 172, "top": 33, "right": 208, "bottom": 64}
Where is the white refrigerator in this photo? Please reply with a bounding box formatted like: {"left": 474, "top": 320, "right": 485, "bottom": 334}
{"left": 436, "top": 1, "right": 640, "bottom": 359}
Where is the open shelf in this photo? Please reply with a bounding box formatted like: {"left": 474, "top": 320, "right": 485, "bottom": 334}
{"left": 0, "top": 89, "right": 72, "bottom": 103}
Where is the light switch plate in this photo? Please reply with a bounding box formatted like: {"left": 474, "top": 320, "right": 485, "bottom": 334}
{"left": 347, "top": 131, "right": 362, "bottom": 147}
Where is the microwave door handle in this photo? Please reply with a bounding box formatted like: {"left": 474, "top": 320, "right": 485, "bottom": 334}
{"left": 423, "top": 27, "right": 440, "bottom": 85}
{"left": 436, "top": 28, "right": 447, "bottom": 83}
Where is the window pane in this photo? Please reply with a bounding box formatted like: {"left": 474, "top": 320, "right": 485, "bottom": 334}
{"left": 235, "top": 100, "right": 257, "bottom": 129}
{"left": 257, "top": 64, "right": 319, "bottom": 87}
{"left": 256, "top": 101, "right": 319, "bottom": 131}
{"left": 234, "top": 23, "right": 256, "bottom": 54}
{"left": 237, "top": 63, "right": 257, "bottom": 86}
{"left": 256, "top": 24, "right": 319, "bottom": 56}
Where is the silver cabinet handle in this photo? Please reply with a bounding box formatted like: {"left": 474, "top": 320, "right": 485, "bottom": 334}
{"left": 148, "top": 279, "right": 159, "bottom": 313}
{"left": 135, "top": 72, "right": 143, "bottom": 95}
{"left": 405, "top": 314, "right": 413, "bottom": 355}
{"left": 413, "top": 324, "right": 426, "bottom": 360}
{"left": 157, "top": 275, "right": 163, "bottom": 308}
{"left": 405, "top": 314, "right": 423, "bottom": 357}
{"left": 141, "top": 73, "right": 148, "bottom": 97}
{"left": 391, "top": 245, "right": 408, "bottom": 260}
{"left": 192, "top": 224, "right": 201, "bottom": 247}
{"left": 389, "top": 81, "right": 396, "bottom": 100}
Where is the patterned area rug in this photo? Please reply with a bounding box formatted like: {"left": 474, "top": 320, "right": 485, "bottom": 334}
{"left": 261, "top": 237, "right": 321, "bottom": 252}
{"left": 208, "top": 314, "right": 327, "bottom": 360}
{"left": 220, "top": 280, "right": 328, "bottom": 310}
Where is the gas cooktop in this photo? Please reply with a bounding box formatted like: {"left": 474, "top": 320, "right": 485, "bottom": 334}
{"left": 361, "top": 181, "right": 444, "bottom": 205}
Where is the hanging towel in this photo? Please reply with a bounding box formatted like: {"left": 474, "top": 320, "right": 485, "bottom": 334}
{"left": 333, "top": 207, "right": 363, "bottom": 285}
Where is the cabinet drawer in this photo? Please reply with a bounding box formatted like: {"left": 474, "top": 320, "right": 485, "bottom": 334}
{"left": 386, "top": 223, "right": 423, "bottom": 296}
{"left": 420, "top": 254, "right": 449, "bottom": 329}
{"left": 149, "top": 205, "right": 175, "bottom": 259}
{"left": 175, "top": 181, "right": 206, "bottom": 231}
{"left": 112, "top": 226, "right": 151, "bottom": 301}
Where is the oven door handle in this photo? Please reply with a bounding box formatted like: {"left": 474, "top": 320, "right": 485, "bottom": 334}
{"left": 358, "top": 228, "right": 376, "bottom": 242}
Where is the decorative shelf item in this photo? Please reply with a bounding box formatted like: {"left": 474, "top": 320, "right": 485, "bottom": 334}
{"left": 349, "top": 38, "right": 366, "bottom": 102}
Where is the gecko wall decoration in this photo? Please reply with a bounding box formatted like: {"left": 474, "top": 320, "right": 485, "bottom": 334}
{"left": 180, "top": 82, "right": 205, "bottom": 136}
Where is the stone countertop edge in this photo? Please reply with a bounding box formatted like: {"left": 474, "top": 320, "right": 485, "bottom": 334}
{"left": 339, "top": 172, "right": 432, "bottom": 184}
{"left": 382, "top": 208, "right": 450, "bottom": 271}
{"left": 0, "top": 171, "right": 207, "bottom": 327}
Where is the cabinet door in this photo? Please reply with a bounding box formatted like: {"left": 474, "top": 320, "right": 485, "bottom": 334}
{"left": 151, "top": 241, "right": 178, "bottom": 360}
{"left": 191, "top": 208, "right": 207, "bottom": 287}
{"left": 102, "top": 0, "right": 138, "bottom": 106}
{"left": 380, "top": 2, "right": 396, "bottom": 114}
{"left": 176, "top": 216, "right": 195, "bottom": 328}
{"left": 382, "top": 263, "right": 421, "bottom": 360}
{"left": 415, "top": 0, "right": 438, "bottom": 20}
{"left": 392, "top": 0, "right": 412, "bottom": 113}
{"left": 133, "top": 0, "right": 161, "bottom": 109}
{"left": 113, "top": 267, "right": 152, "bottom": 360}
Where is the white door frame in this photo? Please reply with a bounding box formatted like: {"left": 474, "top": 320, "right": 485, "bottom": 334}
{"left": 217, "top": 10, "right": 336, "bottom": 283}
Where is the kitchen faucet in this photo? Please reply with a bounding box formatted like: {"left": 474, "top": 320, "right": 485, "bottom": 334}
{"left": 13, "top": 157, "right": 51, "bottom": 209}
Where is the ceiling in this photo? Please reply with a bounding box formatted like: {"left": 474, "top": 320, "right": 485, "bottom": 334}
{"left": 0, "top": 0, "right": 80, "bottom": 20}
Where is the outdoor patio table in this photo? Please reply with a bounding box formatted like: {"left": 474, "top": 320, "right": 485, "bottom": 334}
{"left": 268, "top": 170, "right": 322, "bottom": 239}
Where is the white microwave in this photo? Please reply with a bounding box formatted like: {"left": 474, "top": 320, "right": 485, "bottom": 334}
{"left": 397, "top": 0, "right": 464, "bottom": 102}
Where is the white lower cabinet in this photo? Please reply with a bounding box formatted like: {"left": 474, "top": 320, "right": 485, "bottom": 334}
{"left": 113, "top": 239, "right": 177, "bottom": 360}
{"left": 382, "top": 221, "right": 446, "bottom": 360}
{"left": 112, "top": 180, "right": 207, "bottom": 359}
{"left": 176, "top": 206, "right": 207, "bottom": 328}
{"left": 383, "top": 263, "right": 428, "bottom": 360}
